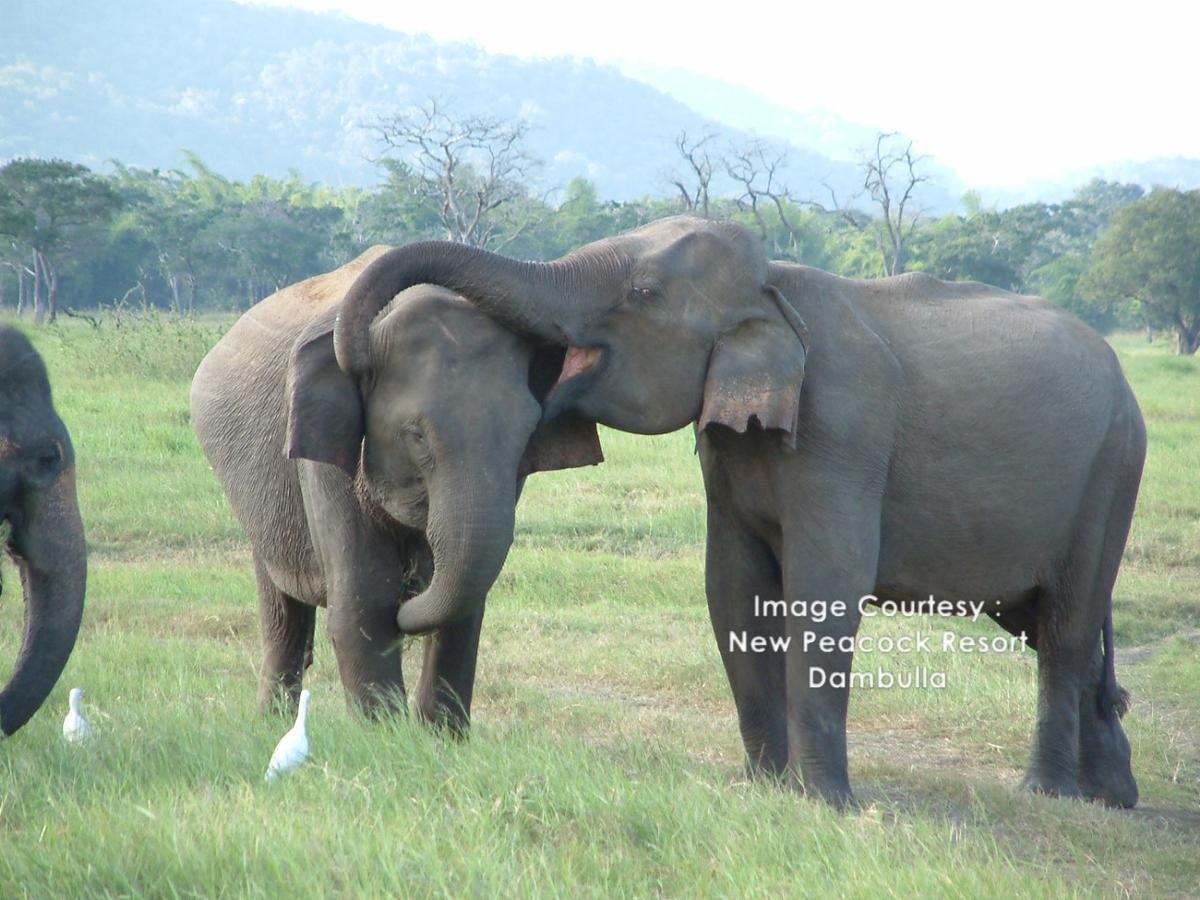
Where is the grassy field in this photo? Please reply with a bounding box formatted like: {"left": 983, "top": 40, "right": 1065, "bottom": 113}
{"left": 1, "top": 315, "right": 1197, "bottom": 897}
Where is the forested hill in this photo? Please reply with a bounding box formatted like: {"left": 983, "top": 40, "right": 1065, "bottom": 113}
{"left": 0, "top": 0, "right": 885, "bottom": 202}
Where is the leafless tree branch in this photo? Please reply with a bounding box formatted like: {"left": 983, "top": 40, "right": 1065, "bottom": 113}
{"left": 374, "top": 98, "right": 540, "bottom": 248}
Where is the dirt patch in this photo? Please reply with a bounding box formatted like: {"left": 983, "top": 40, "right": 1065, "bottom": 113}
{"left": 1119, "top": 629, "right": 1200, "bottom": 666}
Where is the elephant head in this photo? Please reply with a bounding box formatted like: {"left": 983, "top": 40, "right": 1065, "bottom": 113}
{"left": 331, "top": 217, "right": 808, "bottom": 447}
{"left": 0, "top": 327, "right": 87, "bottom": 737}
{"left": 286, "top": 284, "right": 601, "bottom": 635}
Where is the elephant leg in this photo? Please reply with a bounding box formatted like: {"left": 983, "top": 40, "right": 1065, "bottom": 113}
{"left": 414, "top": 603, "right": 486, "bottom": 736}
{"left": 1024, "top": 437, "right": 1141, "bottom": 804}
{"left": 298, "top": 464, "right": 408, "bottom": 717}
{"left": 1075, "top": 641, "right": 1136, "bottom": 807}
{"left": 1022, "top": 530, "right": 1114, "bottom": 798}
{"left": 778, "top": 480, "right": 880, "bottom": 809}
{"left": 703, "top": 503, "right": 789, "bottom": 780}
{"left": 1075, "top": 474, "right": 1140, "bottom": 808}
{"left": 254, "top": 554, "right": 317, "bottom": 715}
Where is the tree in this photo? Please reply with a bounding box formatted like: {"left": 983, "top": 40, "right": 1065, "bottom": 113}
{"left": 0, "top": 159, "right": 122, "bottom": 323}
{"left": 373, "top": 99, "right": 541, "bottom": 250}
{"left": 1080, "top": 187, "right": 1200, "bottom": 354}
{"left": 669, "top": 130, "right": 718, "bottom": 217}
{"left": 810, "top": 132, "right": 929, "bottom": 277}
{"left": 910, "top": 211, "right": 1021, "bottom": 290}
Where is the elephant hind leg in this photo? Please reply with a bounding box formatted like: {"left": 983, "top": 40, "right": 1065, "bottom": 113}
{"left": 1023, "top": 451, "right": 1140, "bottom": 806}
{"left": 255, "top": 554, "right": 318, "bottom": 715}
{"left": 1075, "top": 471, "right": 1140, "bottom": 808}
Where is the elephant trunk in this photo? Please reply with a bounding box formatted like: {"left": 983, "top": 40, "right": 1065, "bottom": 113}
{"left": 0, "top": 466, "right": 86, "bottom": 737}
{"left": 396, "top": 472, "right": 517, "bottom": 635}
{"left": 333, "top": 241, "right": 627, "bottom": 377}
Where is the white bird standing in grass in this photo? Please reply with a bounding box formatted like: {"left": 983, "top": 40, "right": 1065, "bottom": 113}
{"left": 62, "top": 687, "right": 93, "bottom": 743}
{"left": 265, "top": 689, "right": 310, "bottom": 782}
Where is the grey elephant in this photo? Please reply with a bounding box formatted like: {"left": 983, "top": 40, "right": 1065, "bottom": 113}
{"left": 190, "top": 248, "right": 600, "bottom": 727}
{"left": 0, "top": 327, "right": 87, "bottom": 737}
{"left": 325, "top": 216, "right": 1144, "bottom": 808}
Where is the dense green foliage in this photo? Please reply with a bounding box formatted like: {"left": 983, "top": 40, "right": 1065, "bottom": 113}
{"left": 0, "top": 152, "right": 1171, "bottom": 342}
{"left": 0, "top": 319, "right": 1197, "bottom": 895}
{"left": 1081, "top": 188, "right": 1200, "bottom": 354}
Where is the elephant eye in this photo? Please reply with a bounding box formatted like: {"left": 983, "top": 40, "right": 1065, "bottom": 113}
{"left": 629, "top": 285, "right": 659, "bottom": 302}
{"left": 402, "top": 425, "right": 435, "bottom": 467}
{"left": 34, "top": 442, "right": 62, "bottom": 475}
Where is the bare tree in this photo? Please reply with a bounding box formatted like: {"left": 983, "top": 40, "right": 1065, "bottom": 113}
{"left": 670, "top": 130, "right": 718, "bottom": 217}
{"left": 374, "top": 98, "right": 541, "bottom": 249}
{"left": 725, "top": 140, "right": 816, "bottom": 259}
{"left": 807, "top": 132, "right": 929, "bottom": 276}
{"left": 860, "top": 132, "right": 928, "bottom": 275}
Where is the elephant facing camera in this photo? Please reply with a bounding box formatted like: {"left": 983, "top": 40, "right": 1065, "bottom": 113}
{"left": 191, "top": 248, "right": 602, "bottom": 730}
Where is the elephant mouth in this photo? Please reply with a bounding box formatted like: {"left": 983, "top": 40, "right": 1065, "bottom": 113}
{"left": 554, "top": 345, "right": 603, "bottom": 387}
{"left": 537, "top": 344, "right": 606, "bottom": 424}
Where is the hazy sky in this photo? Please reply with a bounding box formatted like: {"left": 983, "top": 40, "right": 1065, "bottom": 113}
{"left": 240, "top": 0, "right": 1198, "bottom": 187}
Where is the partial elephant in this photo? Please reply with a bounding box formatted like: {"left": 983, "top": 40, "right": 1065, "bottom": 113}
{"left": 326, "top": 217, "right": 1145, "bottom": 808}
{"left": 0, "top": 327, "right": 87, "bottom": 737}
{"left": 190, "top": 248, "right": 600, "bottom": 729}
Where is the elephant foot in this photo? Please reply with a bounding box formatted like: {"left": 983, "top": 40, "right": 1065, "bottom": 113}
{"left": 1078, "top": 751, "right": 1139, "bottom": 809}
{"left": 1078, "top": 772, "right": 1139, "bottom": 809}
{"left": 1078, "top": 711, "right": 1139, "bottom": 809}
{"left": 415, "top": 701, "right": 471, "bottom": 739}
{"left": 345, "top": 682, "right": 409, "bottom": 721}
{"left": 1020, "top": 769, "right": 1084, "bottom": 801}
{"left": 257, "top": 679, "right": 304, "bottom": 717}
{"left": 796, "top": 769, "right": 856, "bottom": 811}
{"left": 742, "top": 753, "right": 790, "bottom": 785}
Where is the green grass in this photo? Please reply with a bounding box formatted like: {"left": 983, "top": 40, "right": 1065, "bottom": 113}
{"left": 1, "top": 317, "right": 1197, "bottom": 897}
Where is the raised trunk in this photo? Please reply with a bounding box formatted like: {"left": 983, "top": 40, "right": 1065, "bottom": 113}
{"left": 0, "top": 468, "right": 87, "bottom": 736}
{"left": 395, "top": 474, "right": 517, "bottom": 635}
{"left": 333, "top": 241, "right": 625, "bottom": 378}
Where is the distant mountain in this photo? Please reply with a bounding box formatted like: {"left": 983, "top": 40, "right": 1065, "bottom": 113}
{"left": 612, "top": 60, "right": 968, "bottom": 211}
{"left": 615, "top": 62, "right": 881, "bottom": 165}
{"left": 0, "top": 0, "right": 874, "bottom": 203}
{"left": 979, "top": 157, "right": 1200, "bottom": 208}
{"left": 3, "top": 0, "right": 1195, "bottom": 211}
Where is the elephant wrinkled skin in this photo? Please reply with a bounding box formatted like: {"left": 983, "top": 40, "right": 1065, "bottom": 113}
{"left": 190, "top": 248, "right": 600, "bottom": 727}
{"left": 0, "top": 327, "right": 87, "bottom": 738}
{"left": 328, "top": 217, "right": 1145, "bottom": 808}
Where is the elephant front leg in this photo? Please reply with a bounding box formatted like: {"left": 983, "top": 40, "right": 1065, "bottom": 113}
{"left": 300, "top": 464, "right": 408, "bottom": 717}
{"left": 781, "top": 597, "right": 864, "bottom": 808}
{"left": 704, "top": 505, "right": 789, "bottom": 780}
{"left": 779, "top": 492, "right": 881, "bottom": 808}
{"left": 415, "top": 603, "right": 486, "bottom": 736}
{"left": 326, "top": 584, "right": 407, "bottom": 716}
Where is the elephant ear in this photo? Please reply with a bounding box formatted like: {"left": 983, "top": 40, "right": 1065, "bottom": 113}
{"left": 518, "top": 345, "right": 604, "bottom": 477}
{"left": 285, "top": 307, "right": 365, "bottom": 477}
{"left": 518, "top": 412, "right": 604, "bottom": 478}
{"left": 698, "top": 286, "right": 809, "bottom": 450}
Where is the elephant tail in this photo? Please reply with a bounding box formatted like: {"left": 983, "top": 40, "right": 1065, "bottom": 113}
{"left": 1099, "top": 613, "right": 1131, "bottom": 720}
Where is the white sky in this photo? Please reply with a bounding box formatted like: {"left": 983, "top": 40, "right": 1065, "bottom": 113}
{"left": 240, "top": 0, "right": 1199, "bottom": 187}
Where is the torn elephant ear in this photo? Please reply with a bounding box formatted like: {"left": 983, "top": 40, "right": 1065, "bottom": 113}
{"left": 519, "top": 412, "right": 604, "bottom": 478}
{"left": 698, "top": 289, "right": 808, "bottom": 449}
{"left": 285, "top": 306, "right": 366, "bottom": 477}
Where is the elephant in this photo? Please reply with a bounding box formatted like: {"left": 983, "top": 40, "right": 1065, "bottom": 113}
{"left": 323, "top": 216, "right": 1145, "bottom": 808}
{"left": 0, "top": 326, "right": 87, "bottom": 737}
{"left": 189, "top": 247, "right": 601, "bottom": 728}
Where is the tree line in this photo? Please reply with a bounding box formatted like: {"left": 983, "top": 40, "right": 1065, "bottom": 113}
{"left": 1, "top": 107, "right": 1197, "bottom": 353}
